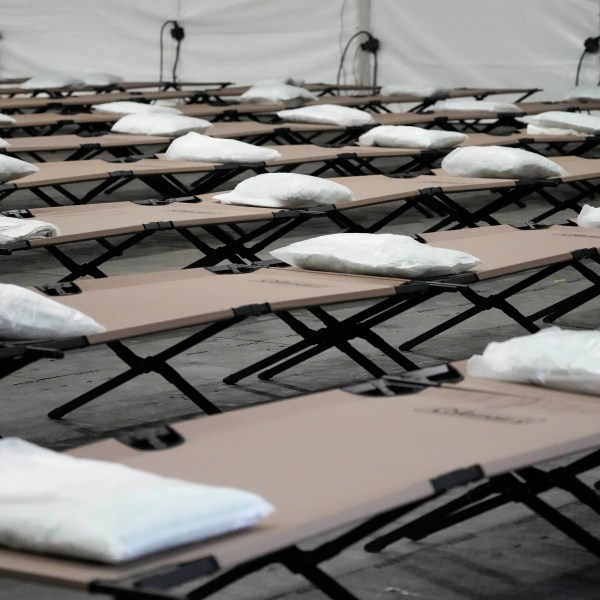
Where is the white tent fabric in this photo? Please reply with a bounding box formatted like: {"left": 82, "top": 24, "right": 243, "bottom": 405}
{"left": 0, "top": 0, "right": 598, "bottom": 100}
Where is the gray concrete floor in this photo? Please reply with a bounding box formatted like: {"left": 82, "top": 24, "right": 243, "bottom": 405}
{"left": 1, "top": 158, "right": 599, "bottom": 599}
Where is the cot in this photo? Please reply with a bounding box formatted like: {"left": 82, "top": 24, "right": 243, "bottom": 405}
{"left": 0, "top": 362, "right": 599, "bottom": 599}
{"left": 0, "top": 167, "right": 538, "bottom": 280}
{"left": 0, "top": 114, "right": 447, "bottom": 161}
{"left": 4, "top": 224, "right": 600, "bottom": 418}
{"left": 364, "top": 361, "right": 600, "bottom": 558}
{"left": 0, "top": 142, "right": 503, "bottom": 206}
{"left": 0, "top": 109, "right": 444, "bottom": 138}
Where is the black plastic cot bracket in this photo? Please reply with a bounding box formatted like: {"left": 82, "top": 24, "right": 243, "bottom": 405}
{"left": 572, "top": 247, "right": 600, "bottom": 260}
{"left": 430, "top": 464, "right": 485, "bottom": 493}
{"left": 419, "top": 186, "right": 443, "bottom": 196}
{"left": 79, "top": 142, "right": 102, "bottom": 151}
{"left": 214, "top": 161, "right": 267, "bottom": 170}
{"left": 90, "top": 556, "right": 220, "bottom": 596}
{"left": 35, "top": 281, "right": 82, "bottom": 296}
{"left": 144, "top": 220, "right": 175, "bottom": 231}
{"left": 232, "top": 302, "right": 271, "bottom": 317}
{"left": 0, "top": 240, "right": 30, "bottom": 255}
{"left": 108, "top": 169, "right": 134, "bottom": 178}
{"left": 117, "top": 424, "right": 184, "bottom": 451}
{"left": 0, "top": 182, "right": 17, "bottom": 192}
{"left": 338, "top": 152, "right": 358, "bottom": 159}
{"left": 344, "top": 364, "right": 464, "bottom": 397}
{"left": 2, "top": 208, "right": 34, "bottom": 218}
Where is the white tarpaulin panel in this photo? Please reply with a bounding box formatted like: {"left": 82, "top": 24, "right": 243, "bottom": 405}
{"left": 373, "top": 0, "right": 600, "bottom": 100}
{"left": 0, "top": 0, "right": 597, "bottom": 99}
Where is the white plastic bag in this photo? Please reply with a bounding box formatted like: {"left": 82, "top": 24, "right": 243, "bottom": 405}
{"left": 270, "top": 233, "right": 480, "bottom": 278}
{"left": 214, "top": 172, "right": 353, "bottom": 208}
{"left": 277, "top": 104, "right": 376, "bottom": 127}
{"left": 111, "top": 113, "right": 212, "bottom": 136}
{"left": 467, "top": 327, "right": 600, "bottom": 396}
{"left": 0, "top": 438, "right": 274, "bottom": 563}
{"left": 166, "top": 132, "right": 281, "bottom": 163}
{"left": 577, "top": 204, "right": 600, "bottom": 228}
{"left": 441, "top": 146, "right": 568, "bottom": 179}
{"left": 359, "top": 125, "right": 467, "bottom": 149}
{"left": 0, "top": 284, "right": 105, "bottom": 340}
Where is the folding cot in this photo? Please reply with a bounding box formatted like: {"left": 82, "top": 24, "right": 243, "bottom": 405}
{"left": 1, "top": 362, "right": 599, "bottom": 600}
{"left": 0, "top": 141, "right": 512, "bottom": 206}
{"left": 0, "top": 163, "right": 541, "bottom": 281}
{"left": 435, "top": 99, "right": 600, "bottom": 133}
{"left": 4, "top": 123, "right": 595, "bottom": 164}
{"left": 0, "top": 113, "right": 447, "bottom": 161}
{"left": 364, "top": 361, "right": 600, "bottom": 559}
{"left": 0, "top": 89, "right": 239, "bottom": 114}
{"left": 3, "top": 224, "right": 600, "bottom": 419}
{"left": 0, "top": 80, "right": 230, "bottom": 97}
{"left": 0, "top": 108, "right": 444, "bottom": 138}
{"left": 0, "top": 90, "right": 436, "bottom": 115}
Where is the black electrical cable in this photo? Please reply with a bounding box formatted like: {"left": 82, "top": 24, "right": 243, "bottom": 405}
{"left": 159, "top": 20, "right": 184, "bottom": 89}
{"left": 336, "top": 30, "right": 378, "bottom": 88}
{"left": 575, "top": 36, "right": 600, "bottom": 86}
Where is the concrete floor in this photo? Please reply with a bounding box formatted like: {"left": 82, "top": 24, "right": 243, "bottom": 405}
{"left": 0, "top": 157, "right": 599, "bottom": 599}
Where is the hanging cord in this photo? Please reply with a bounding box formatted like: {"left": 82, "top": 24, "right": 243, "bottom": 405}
{"left": 159, "top": 20, "right": 185, "bottom": 89}
{"left": 575, "top": 36, "right": 600, "bottom": 86}
{"left": 336, "top": 30, "right": 380, "bottom": 89}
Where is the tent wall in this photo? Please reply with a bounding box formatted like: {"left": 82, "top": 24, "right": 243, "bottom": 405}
{"left": 0, "top": 0, "right": 598, "bottom": 99}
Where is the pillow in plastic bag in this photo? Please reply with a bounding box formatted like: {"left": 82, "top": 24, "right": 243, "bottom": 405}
{"left": 111, "top": 113, "right": 212, "bottom": 136}
{"left": 0, "top": 216, "right": 60, "bottom": 243}
{"left": 0, "top": 437, "right": 274, "bottom": 563}
{"left": 467, "top": 327, "right": 600, "bottom": 396}
{"left": 359, "top": 125, "right": 467, "bottom": 149}
{"left": 270, "top": 232, "right": 480, "bottom": 278}
{"left": 564, "top": 85, "right": 600, "bottom": 101}
{"left": 80, "top": 72, "right": 124, "bottom": 87}
{"left": 277, "top": 104, "right": 376, "bottom": 127}
{"left": 239, "top": 83, "right": 316, "bottom": 103}
{"left": 577, "top": 204, "right": 600, "bottom": 228}
{"left": 255, "top": 77, "right": 306, "bottom": 87}
{"left": 21, "top": 75, "right": 84, "bottom": 90}
{"left": 526, "top": 123, "right": 582, "bottom": 136}
{"left": 92, "top": 101, "right": 182, "bottom": 115}
{"left": 0, "top": 113, "right": 16, "bottom": 126}
{"left": 522, "top": 111, "right": 600, "bottom": 134}
{"left": 214, "top": 172, "right": 353, "bottom": 208}
{"left": 380, "top": 83, "right": 451, "bottom": 98}
{"left": 0, "top": 155, "right": 39, "bottom": 183}
{"left": 166, "top": 132, "right": 281, "bottom": 163}
{"left": 441, "top": 146, "right": 568, "bottom": 179}
{"left": 431, "top": 99, "right": 521, "bottom": 113}
{"left": 0, "top": 284, "right": 105, "bottom": 340}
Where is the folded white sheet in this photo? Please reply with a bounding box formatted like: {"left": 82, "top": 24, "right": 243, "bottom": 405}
{"left": 0, "top": 215, "right": 61, "bottom": 243}
{"left": 0, "top": 438, "right": 274, "bottom": 563}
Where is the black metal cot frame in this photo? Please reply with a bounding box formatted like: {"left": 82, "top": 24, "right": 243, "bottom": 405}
{"left": 223, "top": 235, "right": 600, "bottom": 383}
{"left": 57, "top": 365, "right": 600, "bottom": 600}
{"left": 3, "top": 273, "right": 429, "bottom": 420}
